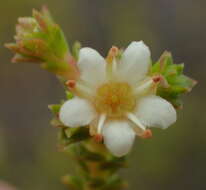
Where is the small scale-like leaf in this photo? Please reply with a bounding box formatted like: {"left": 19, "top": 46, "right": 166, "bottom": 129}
{"left": 59, "top": 127, "right": 90, "bottom": 147}
{"left": 100, "top": 156, "right": 127, "bottom": 172}
{"left": 152, "top": 51, "right": 196, "bottom": 108}
{"left": 65, "top": 90, "right": 74, "bottom": 99}
{"left": 48, "top": 104, "right": 61, "bottom": 114}
{"left": 62, "top": 175, "right": 84, "bottom": 190}
{"left": 72, "top": 41, "right": 81, "bottom": 60}
{"left": 101, "top": 175, "right": 127, "bottom": 190}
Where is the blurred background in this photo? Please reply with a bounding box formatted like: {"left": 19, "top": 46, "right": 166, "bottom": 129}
{"left": 0, "top": 0, "right": 205, "bottom": 189}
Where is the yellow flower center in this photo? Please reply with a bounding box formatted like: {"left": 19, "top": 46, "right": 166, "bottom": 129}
{"left": 94, "top": 82, "right": 136, "bottom": 118}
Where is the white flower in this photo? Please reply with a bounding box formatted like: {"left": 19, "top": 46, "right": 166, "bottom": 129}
{"left": 59, "top": 41, "right": 177, "bottom": 157}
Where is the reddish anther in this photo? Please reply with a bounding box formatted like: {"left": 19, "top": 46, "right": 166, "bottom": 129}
{"left": 141, "top": 129, "right": 153, "bottom": 139}
{"left": 153, "top": 75, "right": 162, "bottom": 83}
{"left": 66, "top": 80, "right": 76, "bottom": 88}
{"left": 94, "top": 134, "right": 103, "bottom": 143}
{"left": 111, "top": 46, "right": 118, "bottom": 55}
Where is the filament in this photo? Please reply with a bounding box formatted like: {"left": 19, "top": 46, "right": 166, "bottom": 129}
{"left": 126, "top": 112, "right": 146, "bottom": 131}
{"left": 97, "top": 113, "right": 107, "bottom": 134}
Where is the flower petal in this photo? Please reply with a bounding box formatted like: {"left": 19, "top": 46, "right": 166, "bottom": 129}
{"left": 59, "top": 97, "right": 96, "bottom": 127}
{"left": 78, "top": 47, "right": 107, "bottom": 86}
{"left": 102, "top": 120, "right": 135, "bottom": 157}
{"left": 118, "top": 41, "right": 151, "bottom": 84}
{"left": 135, "top": 95, "right": 177, "bottom": 129}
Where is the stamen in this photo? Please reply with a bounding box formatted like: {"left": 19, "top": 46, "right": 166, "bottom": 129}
{"left": 106, "top": 46, "right": 119, "bottom": 64}
{"left": 75, "top": 82, "right": 94, "bottom": 96}
{"left": 135, "top": 79, "right": 153, "bottom": 94}
{"left": 106, "top": 46, "right": 119, "bottom": 80}
{"left": 140, "top": 129, "right": 153, "bottom": 139}
{"left": 126, "top": 112, "right": 146, "bottom": 131}
{"left": 77, "top": 79, "right": 94, "bottom": 88}
{"left": 110, "top": 46, "right": 119, "bottom": 55}
{"left": 66, "top": 80, "right": 76, "bottom": 88}
{"left": 153, "top": 75, "right": 162, "bottom": 83}
{"left": 97, "top": 113, "right": 106, "bottom": 134}
{"left": 66, "top": 79, "right": 94, "bottom": 97}
{"left": 94, "top": 134, "right": 103, "bottom": 143}
{"left": 135, "top": 76, "right": 162, "bottom": 95}
{"left": 106, "top": 58, "right": 118, "bottom": 80}
{"left": 112, "top": 58, "right": 117, "bottom": 75}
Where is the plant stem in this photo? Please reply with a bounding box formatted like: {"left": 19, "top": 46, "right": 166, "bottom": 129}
{"left": 62, "top": 137, "right": 128, "bottom": 190}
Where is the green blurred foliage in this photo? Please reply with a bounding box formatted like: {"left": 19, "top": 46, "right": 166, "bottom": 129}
{"left": 0, "top": 0, "right": 205, "bottom": 190}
